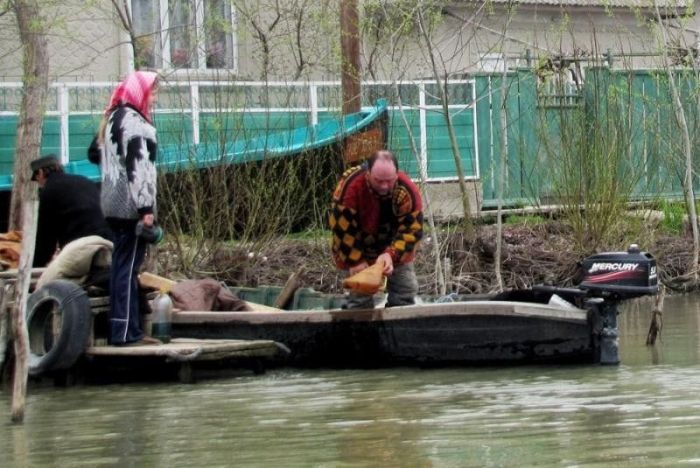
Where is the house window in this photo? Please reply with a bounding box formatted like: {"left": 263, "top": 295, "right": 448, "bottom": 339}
{"left": 131, "top": 0, "right": 237, "bottom": 72}
{"left": 477, "top": 53, "right": 522, "bottom": 73}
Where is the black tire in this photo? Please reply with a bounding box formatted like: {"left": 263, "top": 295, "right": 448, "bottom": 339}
{"left": 26, "top": 280, "right": 92, "bottom": 376}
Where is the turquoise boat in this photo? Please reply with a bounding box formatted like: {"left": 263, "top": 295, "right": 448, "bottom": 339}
{"left": 0, "top": 99, "right": 389, "bottom": 191}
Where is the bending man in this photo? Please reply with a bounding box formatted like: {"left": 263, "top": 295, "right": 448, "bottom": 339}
{"left": 329, "top": 150, "right": 424, "bottom": 309}
{"left": 31, "top": 154, "right": 112, "bottom": 267}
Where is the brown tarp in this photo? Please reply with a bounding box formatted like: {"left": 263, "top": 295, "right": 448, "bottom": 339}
{"left": 169, "top": 278, "right": 251, "bottom": 312}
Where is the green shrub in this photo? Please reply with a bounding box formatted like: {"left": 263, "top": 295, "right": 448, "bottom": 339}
{"left": 660, "top": 201, "right": 685, "bottom": 234}
{"left": 504, "top": 214, "right": 546, "bottom": 225}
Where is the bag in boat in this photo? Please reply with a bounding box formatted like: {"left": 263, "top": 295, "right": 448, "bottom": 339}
{"left": 343, "top": 259, "right": 386, "bottom": 295}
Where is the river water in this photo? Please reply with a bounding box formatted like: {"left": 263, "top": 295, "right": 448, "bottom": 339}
{"left": 2, "top": 295, "right": 700, "bottom": 467}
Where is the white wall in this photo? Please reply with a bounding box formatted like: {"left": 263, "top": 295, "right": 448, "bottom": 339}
{"left": 0, "top": 1, "right": 698, "bottom": 83}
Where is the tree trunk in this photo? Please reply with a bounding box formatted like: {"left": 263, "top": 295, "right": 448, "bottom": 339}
{"left": 393, "top": 86, "right": 446, "bottom": 295}
{"left": 655, "top": 4, "right": 700, "bottom": 282}
{"left": 340, "top": 0, "right": 361, "bottom": 114}
{"left": 495, "top": 67, "right": 509, "bottom": 292}
{"left": 9, "top": 0, "right": 50, "bottom": 231}
{"left": 9, "top": 0, "right": 49, "bottom": 423}
{"left": 11, "top": 198, "right": 37, "bottom": 423}
{"left": 416, "top": 9, "right": 475, "bottom": 239}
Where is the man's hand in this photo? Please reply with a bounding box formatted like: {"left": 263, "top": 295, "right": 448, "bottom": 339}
{"left": 141, "top": 213, "right": 155, "bottom": 227}
{"left": 349, "top": 261, "right": 369, "bottom": 276}
{"left": 377, "top": 252, "right": 394, "bottom": 276}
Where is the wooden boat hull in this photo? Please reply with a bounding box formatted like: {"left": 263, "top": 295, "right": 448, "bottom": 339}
{"left": 172, "top": 301, "right": 595, "bottom": 367}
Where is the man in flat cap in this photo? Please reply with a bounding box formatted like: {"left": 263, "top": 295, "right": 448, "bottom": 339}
{"left": 31, "top": 154, "right": 113, "bottom": 267}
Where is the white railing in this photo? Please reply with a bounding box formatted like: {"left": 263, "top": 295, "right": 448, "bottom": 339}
{"left": 0, "top": 79, "right": 479, "bottom": 181}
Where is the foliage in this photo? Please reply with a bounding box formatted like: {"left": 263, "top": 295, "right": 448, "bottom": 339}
{"left": 157, "top": 145, "right": 343, "bottom": 273}
{"left": 537, "top": 74, "right": 650, "bottom": 255}
{"left": 504, "top": 214, "right": 546, "bottom": 225}
{"left": 659, "top": 200, "right": 685, "bottom": 235}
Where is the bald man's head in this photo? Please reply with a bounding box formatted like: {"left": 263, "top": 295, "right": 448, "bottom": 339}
{"left": 368, "top": 157, "right": 398, "bottom": 196}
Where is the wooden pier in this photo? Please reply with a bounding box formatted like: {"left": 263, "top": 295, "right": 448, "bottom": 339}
{"left": 85, "top": 338, "right": 283, "bottom": 383}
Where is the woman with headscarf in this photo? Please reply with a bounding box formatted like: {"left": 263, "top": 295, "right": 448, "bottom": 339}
{"left": 96, "top": 71, "right": 160, "bottom": 346}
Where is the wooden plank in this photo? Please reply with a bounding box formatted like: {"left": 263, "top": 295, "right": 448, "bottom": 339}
{"left": 138, "top": 272, "right": 177, "bottom": 292}
{"left": 243, "top": 301, "right": 285, "bottom": 313}
{"left": 85, "top": 338, "right": 280, "bottom": 362}
{"left": 272, "top": 266, "right": 305, "bottom": 309}
{"left": 88, "top": 296, "right": 109, "bottom": 307}
{"left": 0, "top": 268, "right": 45, "bottom": 279}
{"left": 0, "top": 282, "right": 10, "bottom": 376}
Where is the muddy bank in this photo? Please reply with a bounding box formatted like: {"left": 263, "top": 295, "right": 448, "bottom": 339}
{"left": 156, "top": 221, "right": 695, "bottom": 296}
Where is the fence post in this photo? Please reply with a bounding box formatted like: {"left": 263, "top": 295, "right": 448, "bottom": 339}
{"left": 418, "top": 83, "right": 428, "bottom": 180}
{"left": 309, "top": 84, "right": 318, "bottom": 126}
{"left": 190, "top": 83, "right": 200, "bottom": 145}
{"left": 59, "top": 84, "right": 69, "bottom": 164}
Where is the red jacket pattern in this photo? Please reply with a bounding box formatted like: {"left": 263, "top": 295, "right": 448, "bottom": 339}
{"left": 329, "top": 165, "right": 423, "bottom": 269}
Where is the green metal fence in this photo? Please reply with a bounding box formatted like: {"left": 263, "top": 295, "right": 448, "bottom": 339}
{"left": 1, "top": 70, "right": 697, "bottom": 209}
{"left": 0, "top": 79, "right": 479, "bottom": 191}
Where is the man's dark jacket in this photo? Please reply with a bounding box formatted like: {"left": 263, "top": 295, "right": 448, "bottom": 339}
{"left": 34, "top": 172, "right": 113, "bottom": 267}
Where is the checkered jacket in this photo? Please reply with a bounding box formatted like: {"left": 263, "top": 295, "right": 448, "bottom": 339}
{"left": 329, "top": 165, "right": 423, "bottom": 269}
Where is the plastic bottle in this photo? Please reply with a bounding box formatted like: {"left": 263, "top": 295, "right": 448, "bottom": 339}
{"left": 151, "top": 290, "right": 173, "bottom": 343}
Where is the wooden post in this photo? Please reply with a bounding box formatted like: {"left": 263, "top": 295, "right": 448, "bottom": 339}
{"left": 11, "top": 197, "right": 38, "bottom": 423}
{"left": 273, "top": 266, "right": 305, "bottom": 309}
{"left": 340, "top": 0, "right": 361, "bottom": 115}
{"left": 0, "top": 281, "right": 8, "bottom": 377}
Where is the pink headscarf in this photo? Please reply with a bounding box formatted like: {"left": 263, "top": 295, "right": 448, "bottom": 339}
{"left": 106, "top": 71, "right": 158, "bottom": 122}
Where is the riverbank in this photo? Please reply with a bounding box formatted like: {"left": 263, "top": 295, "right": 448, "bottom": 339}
{"left": 155, "top": 219, "right": 695, "bottom": 296}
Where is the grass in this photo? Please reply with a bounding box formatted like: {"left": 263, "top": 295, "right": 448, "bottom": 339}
{"left": 504, "top": 214, "right": 547, "bottom": 225}
{"left": 659, "top": 201, "right": 685, "bottom": 235}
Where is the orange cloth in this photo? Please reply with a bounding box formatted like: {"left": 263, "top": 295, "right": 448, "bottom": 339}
{"left": 342, "top": 259, "right": 386, "bottom": 296}
{"left": 0, "top": 231, "right": 22, "bottom": 269}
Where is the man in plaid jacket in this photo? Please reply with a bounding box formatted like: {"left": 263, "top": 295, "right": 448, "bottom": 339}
{"left": 329, "top": 150, "right": 424, "bottom": 309}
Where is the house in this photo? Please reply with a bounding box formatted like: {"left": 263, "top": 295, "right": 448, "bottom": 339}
{"left": 0, "top": 1, "right": 696, "bottom": 216}
{"left": 0, "top": 1, "right": 694, "bottom": 82}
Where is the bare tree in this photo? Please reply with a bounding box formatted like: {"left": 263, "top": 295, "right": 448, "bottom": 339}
{"left": 415, "top": 5, "right": 475, "bottom": 239}
{"left": 8, "top": 0, "right": 49, "bottom": 230}
{"left": 654, "top": 2, "right": 700, "bottom": 283}
{"left": 6, "top": 0, "right": 49, "bottom": 424}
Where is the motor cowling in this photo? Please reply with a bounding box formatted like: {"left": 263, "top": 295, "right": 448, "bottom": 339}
{"left": 579, "top": 244, "right": 658, "bottom": 300}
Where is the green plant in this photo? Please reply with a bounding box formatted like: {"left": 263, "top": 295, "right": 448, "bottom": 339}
{"left": 536, "top": 69, "right": 650, "bottom": 254}
{"left": 660, "top": 200, "right": 685, "bottom": 234}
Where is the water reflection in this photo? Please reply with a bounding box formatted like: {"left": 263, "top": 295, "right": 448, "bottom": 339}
{"left": 2, "top": 295, "right": 700, "bottom": 466}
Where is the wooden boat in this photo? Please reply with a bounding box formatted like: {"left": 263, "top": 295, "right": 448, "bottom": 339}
{"left": 171, "top": 245, "right": 659, "bottom": 367}
{"left": 172, "top": 299, "right": 594, "bottom": 367}
{"left": 0, "top": 100, "right": 389, "bottom": 191}
{"left": 18, "top": 245, "right": 658, "bottom": 376}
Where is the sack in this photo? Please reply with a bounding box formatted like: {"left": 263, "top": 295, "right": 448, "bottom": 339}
{"left": 343, "top": 259, "right": 386, "bottom": 295}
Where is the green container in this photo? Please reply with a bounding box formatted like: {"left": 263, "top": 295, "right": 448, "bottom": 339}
{"left": 263, "top": 286, "right": 284, "bottom": 306}
{"left": 232, "top": 287, "right": 267, "bottom": 305}
{"left": 292, "top": 288, "right": 332, "bottom": 310}
{"left": 329, "top": 295, "right": 345, "bottom": 310}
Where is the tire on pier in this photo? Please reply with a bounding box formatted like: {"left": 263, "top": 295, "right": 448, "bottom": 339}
{"left": 26, "top": 280, "right": 92, "bottom": 376}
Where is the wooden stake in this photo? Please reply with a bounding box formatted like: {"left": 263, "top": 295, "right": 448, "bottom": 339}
{"left": 11, "top": 197, "right": 38, "bottom": 423}
{"left": 273, "top": 266, "right": 305, "bottom": 309}
{"left": 0, "top": 281, "right": 9, "bottom": 377}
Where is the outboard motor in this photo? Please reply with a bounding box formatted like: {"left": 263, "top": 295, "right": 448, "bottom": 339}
{"left": 578, "top": 244, "right": 658, "bottom": 365}
{"left": 579, "top": 244, "right": 658, "bottom": 300}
